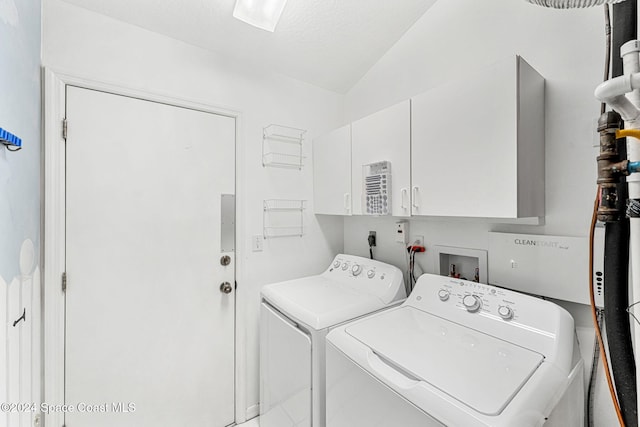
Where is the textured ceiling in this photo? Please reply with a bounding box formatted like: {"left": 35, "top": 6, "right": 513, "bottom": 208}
{"left": 59, "top": 0, "right": 438, "bottom": 93}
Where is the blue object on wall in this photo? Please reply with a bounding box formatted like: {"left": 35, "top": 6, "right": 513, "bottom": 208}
{"left": 0, "top": 127, "right": 22, "bottom": 151}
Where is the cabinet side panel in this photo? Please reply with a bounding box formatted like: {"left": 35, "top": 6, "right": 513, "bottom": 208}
{"left": 516, "top": 57, "right": 546, "bottom": 218}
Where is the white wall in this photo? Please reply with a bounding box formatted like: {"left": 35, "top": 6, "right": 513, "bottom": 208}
{"left": 42, "top": 0, "right": 344, "bottom": 417}
{"left": 0, "top": 0, "right": 41, "bottom": 277}
{"left": 342, "top": 0, "right": 615, "bottom": 424}
{"left": 0, "top": 0, "right": 41, "bottom": 423}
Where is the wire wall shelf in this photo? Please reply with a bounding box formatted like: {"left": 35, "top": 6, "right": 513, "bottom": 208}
{"left": 262, "top": 124, "right": 306, "bottom": 170}
{"left": 263, "top": 199, "right": 306, "bottom": 238}
{"left": 262, "top": 152, "right": 305, "bottom": 169}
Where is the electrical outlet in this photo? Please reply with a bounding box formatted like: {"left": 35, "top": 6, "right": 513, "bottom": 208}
{"left": 368, "top": 230, "right": 377, "bottom": 247}
{"left": 395, "top": 220, "right": 409, "bottom": 244}
{"left": 252, "top": 235, "right": 264, "bottom": 252}
{"left": 412, "top": 235, "right": 424, "bottom": 246}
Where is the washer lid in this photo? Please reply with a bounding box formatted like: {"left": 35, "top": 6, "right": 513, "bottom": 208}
{"left": 345, "top": 307, "right": 544, "bottom": 416}
{"left": 262, "top": 276, "right": 386, "bottom": 330}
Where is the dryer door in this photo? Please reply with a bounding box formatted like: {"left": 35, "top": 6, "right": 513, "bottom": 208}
{"left": 260, "top": 302, "right": 312, "bottom": 427}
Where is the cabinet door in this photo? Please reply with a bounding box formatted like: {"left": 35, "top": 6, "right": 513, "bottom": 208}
{"left": 313, "top": 125, "right": 352, "bottom": 215}
{"left": 352, "top": 100, "right": 411, "bottom": 216}
{"left": 412, "top": 56, "right": 537, "bottom": 218}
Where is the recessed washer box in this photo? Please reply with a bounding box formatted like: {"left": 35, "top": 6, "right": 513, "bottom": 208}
{"left": 432, "top": 245, "right": 488, "bottom": 284}
{"left": 488, "top": 230, "right": 604, "bottom": 306}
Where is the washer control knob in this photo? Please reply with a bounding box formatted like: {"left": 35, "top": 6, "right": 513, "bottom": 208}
{"left": 437, "top": 289, "right": 450, "bottom": 301}
{"left": 352, "top": 264, "right": 363, "bottom": 276}
{"left": 333, "top": 260, "right": 341, "bottom": 268}
{"left": 462, "top": 295, "right": 482, "bottom": 312}
{"left": 498, "top": 305, "right": 514, "bottom": 320}
{"left": 367, "top": 269, "right": 376, "bottom": 279}
{"left": 341, "top": 262, "right": 349, "bottom": 271}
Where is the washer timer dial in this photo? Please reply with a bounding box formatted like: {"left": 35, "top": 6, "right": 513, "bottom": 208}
{"left": 437, "top": 289, "right": 450, "bottom": 301}
{"left": 498, "top": 305, "right": 514, "bottom": 320}
{"left": 462, "top": 295, "right": 482, "bottom": 313}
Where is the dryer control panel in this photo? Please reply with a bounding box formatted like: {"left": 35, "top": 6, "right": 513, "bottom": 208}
{"left": 324, "top": 254, "right": 406, "bottom": 304}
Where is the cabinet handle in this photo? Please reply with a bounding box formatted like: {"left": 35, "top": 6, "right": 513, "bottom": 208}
{"left": 343, "top": 193, "right": 351, "bottom": 214}
{"left": 412, "top": 187, "right": 419, "bottom": 209}
{"left": 401, "top": 188, "right": 408, "bottom": 209}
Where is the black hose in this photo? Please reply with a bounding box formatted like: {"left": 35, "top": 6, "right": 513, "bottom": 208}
{"left": 605, "top": 2, "right": 638, "bottom": 426}
{"left": 604, "top": 222, "right": 634, "bottom": 426}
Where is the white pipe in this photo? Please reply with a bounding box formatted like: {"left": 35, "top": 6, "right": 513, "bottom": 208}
{"left": 594, "top": 74, "right": 640, "bottom": 122}
{"left": 622, "top": 41, "right": 640, "bottom": 108}
{"left": 622, "top": 41, "right": 640, "bottom": 193}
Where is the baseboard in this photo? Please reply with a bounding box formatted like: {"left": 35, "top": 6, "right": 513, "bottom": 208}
{"left": 245, "top": 404, "right": 259, "bottom": 420}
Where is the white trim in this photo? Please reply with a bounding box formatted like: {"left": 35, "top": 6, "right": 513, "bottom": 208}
{"left": 245, "top": 404, "right": 260, "bottom": 420}
{"left": 234, "top": 91, "right": 248, "bottom": 426}
{"left": 43, "top": 68, "right": 248, "bottom": 426}
{"left": 43, "top": 69, "right": 67, "bottom": 427}
{"left": 46, "top": 68, "right": 242, "bottom": 119}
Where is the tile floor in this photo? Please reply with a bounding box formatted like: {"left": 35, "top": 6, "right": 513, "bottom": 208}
{"left": 236, "top": 417, "right": 259, "bottom": 427}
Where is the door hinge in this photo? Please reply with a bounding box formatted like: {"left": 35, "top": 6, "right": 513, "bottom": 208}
{"left": 62, "top": 272, "right": 67, "bottom": 292}
{"left": 62, "top": 119, "right": 68, "bottom": 140}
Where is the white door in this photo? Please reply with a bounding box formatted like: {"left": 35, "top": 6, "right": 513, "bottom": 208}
{"left": 313, "top": 125, "right": 352, "bottom": 215}
{"left": 64, "top": 86, "right": 236, "bottom": 427}
{"left": 410, "top": 56, "right": 544, "bottom": 218}
{"left": 351, "top": 100, "right": 411, "bottom": 217}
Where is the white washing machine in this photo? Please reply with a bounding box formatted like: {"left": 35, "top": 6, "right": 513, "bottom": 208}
{"left": 325, "top": 274, "right": 584, "bottom": 427}
{"left": 260, "top": 254, "right": 406, "bottom": 427}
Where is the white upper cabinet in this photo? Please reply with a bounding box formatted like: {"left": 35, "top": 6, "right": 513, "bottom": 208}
{"left": 351, "top": 100, "right": 411, "bottom": 217}
{"left": 312, "top": 56, "right": 544, "bottom": 220}
{"left": 313, "top": 124, "right": 352, "bottom": 215}
{"left": 411, "top": 55, "right": 545, "bottom": 219}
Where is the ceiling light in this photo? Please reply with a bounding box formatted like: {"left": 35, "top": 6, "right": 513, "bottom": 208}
{"left": 525, "top": 0, "right": 626, "bottom": 8}
{"left": 233, "top": 0, "right": 288, "bottom": 32}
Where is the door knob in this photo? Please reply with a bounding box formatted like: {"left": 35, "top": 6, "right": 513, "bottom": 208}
{"left": 220, "top": 282, "right": 233, "bottom": 294}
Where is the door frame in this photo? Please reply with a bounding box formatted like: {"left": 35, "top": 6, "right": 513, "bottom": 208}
{"left": 43, "top": 68, "right": 248, "bottom": 427}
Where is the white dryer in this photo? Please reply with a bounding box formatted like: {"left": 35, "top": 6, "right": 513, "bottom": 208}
{"left": 260, "top": 254, "right": 405, "bottom": 427}
{"left": 326, "top": 273, "right": 584, "bottom": 427}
